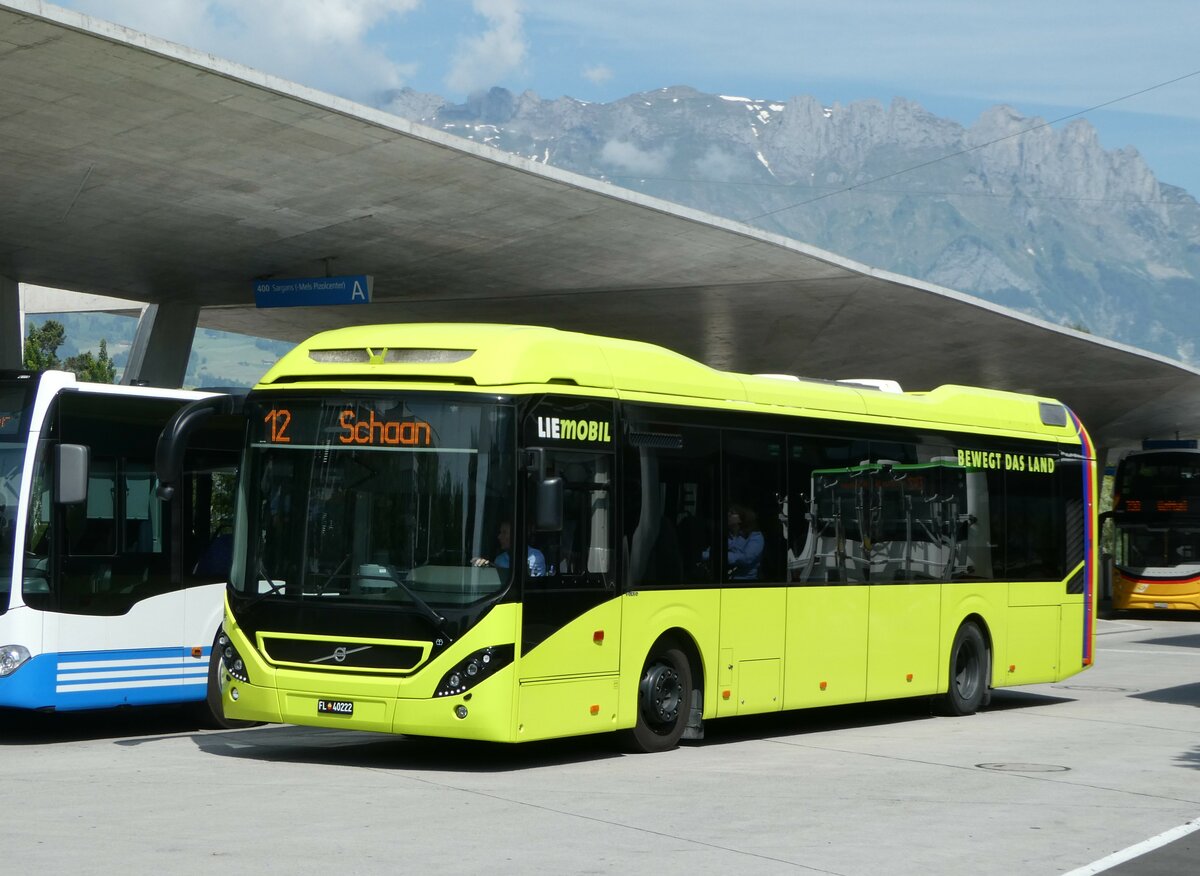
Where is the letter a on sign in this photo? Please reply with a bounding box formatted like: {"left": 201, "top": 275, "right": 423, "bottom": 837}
{"left": 352, "top": 281, "right": 366, "bottom": 301}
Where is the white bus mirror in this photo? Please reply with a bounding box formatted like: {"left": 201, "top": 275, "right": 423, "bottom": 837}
{"left": 55, "top": 443, "right": 90, "bottom": 504}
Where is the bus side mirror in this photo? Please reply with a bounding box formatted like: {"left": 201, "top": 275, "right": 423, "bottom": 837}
{"left": 535, "top": 477, "right": 563, "bottom": 532}
{"left": 155, "top": 393, "right": 243, "bottom": 500}
{"left": 54, "top": 443, "right": 89, "bottom": 504}
{"left": 1098, "top": 510, "right": 1113, "bottom": 524}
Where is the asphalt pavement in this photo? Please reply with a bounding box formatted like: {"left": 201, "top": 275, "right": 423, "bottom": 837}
{"left": 2, "top": 613, "right": 1197, "bottom": 875}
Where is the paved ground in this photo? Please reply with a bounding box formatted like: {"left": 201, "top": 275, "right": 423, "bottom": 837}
{"left": 2, "top": 613, "right": 1197, "bottom": 875}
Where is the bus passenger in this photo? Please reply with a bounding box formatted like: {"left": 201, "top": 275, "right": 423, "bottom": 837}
{"left": 726, "top": 505, "right": 764, "bottom": 581}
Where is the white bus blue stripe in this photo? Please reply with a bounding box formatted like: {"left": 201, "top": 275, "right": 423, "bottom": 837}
{"left": 49, "top": 647, "right": 211, "bottom": 705}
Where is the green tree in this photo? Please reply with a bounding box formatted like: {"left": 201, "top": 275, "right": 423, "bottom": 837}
{"left": 23, "top": 319, "right": 65, "bottom": 371}
{"left": 64, "top": 339, "right": 117, "bottom": 384}
{"left": 24, "top": 320, "right": 117, "bottom": 383}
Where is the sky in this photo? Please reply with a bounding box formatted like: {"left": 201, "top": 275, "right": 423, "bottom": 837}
{"left": 52, "top": 0, "right": 1200, "bottom": 196}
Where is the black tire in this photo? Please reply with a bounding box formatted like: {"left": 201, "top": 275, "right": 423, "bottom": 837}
{"left": 624, "top": 641, "right": 692, "bottom": 753}
{"left": 938, "top": 622, "right": 988, "bottom": 717}
{"left": 195, "top": 631, "right": 259, "bottom": 730}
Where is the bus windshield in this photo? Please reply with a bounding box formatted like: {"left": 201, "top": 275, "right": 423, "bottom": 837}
{"left": 1118, "top": 452, "right": 1200, "bottom": 505}
{"left": 0, "top": 379, "right": 36, "bottom": 613}
{"left": 232, "top": 395, "right": 516, "bottom": 610}
{"left": 1118, "top": 527, "right": 1200, "bottom": 574}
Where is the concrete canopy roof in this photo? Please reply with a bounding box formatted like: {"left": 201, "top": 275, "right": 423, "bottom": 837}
{"left": 1, "top": 0, "right": 1197, "bottom": 449}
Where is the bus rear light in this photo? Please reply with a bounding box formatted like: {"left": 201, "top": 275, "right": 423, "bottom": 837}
{"left": 0, "top": 645, "right": 31, "bottom": 677}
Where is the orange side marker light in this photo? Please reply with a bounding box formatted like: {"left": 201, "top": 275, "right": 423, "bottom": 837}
{"left": 819, "top": 681, "right": 828, "bottom": 691}
{"left": 593, "top": 630, "right": 604, "bottom": 644}
{"left": 722, "top": 689, "right": 731, "bottom": 700}
{"left": 590, "top": 704, "right": 600, "bottom": 715}
{"left": 905, "top": 673, "right": 913, "bottom": 682}
{"left": 191, "top": 647, "right": 203, "bottom": 659}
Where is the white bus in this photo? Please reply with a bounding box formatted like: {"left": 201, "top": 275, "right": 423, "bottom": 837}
{"left": 0, "top": 369, "right": 242, "bottom": 724}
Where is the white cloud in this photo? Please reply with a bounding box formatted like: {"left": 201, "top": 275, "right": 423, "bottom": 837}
{"left": 64, "top": 0, "right": 421, "bottom": 102}
{"left": 521, "top": 0, "right": 1200, "bottom": 121}
{"left": 583, "top": 64, "right": 613, "bottom": 85}
{"left": 445, "top": 0, "right": 527, "bottom": 95}
{"left": 694, "top": 146, "right": 743, "bottom": 181}
{"left": 600, "top": 140, "right": 672, "bottom": 175}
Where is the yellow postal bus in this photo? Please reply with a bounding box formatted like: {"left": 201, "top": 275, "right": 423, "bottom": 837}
{"left": 158, "top": 324, "right": 1097, "bottom": 751}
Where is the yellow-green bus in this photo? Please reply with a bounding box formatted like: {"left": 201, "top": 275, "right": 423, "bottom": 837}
{"left": 159, "top": 324, "right": 1097, "bottom": 751}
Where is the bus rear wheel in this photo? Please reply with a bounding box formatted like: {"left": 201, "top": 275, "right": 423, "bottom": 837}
{"left": 938, "top": 622, "right": 988, "bottom": 717}
{"left": 625, "top": 641, "right": 692, "bottom": 753}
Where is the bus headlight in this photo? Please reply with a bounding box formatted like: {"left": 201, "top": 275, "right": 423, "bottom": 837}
{"left": 217, "top": 632, "right": 251, "bottom": 684}
{"left": 434, "top": 645, "right": 513, "bottom": 697}
{"left": 0, "top": 645, "right": 31, "bottom": 677}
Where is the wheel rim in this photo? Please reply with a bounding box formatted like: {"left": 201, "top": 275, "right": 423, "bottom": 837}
{"left": 954, "top": 641, "right": 980, "bottom": 700}
{"left": 640, "top": 662, "right": 683, "bottom": 729}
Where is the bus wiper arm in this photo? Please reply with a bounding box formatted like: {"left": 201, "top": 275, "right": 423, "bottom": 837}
{"left": 314, "top": 555, "right": 349, "bottom": 596}
{"left": 357, "top": 568, "right": 454, "bottom": 643}
{"left": 240, "top": 559, "right": 287, "bottom": 610}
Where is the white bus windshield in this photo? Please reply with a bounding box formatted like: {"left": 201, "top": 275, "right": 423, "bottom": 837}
{"left": 0, "top": 379, "right": 36, "bottom": 613}
{"left": 233, "top": 396, "right": 516, "bottom": 610}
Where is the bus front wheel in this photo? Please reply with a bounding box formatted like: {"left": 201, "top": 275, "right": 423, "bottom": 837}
{"left": 625, "top": 641, "right": 692, "bottom": 753}
{"left": 938, "top": 622, "right": 988, "bottom": 717}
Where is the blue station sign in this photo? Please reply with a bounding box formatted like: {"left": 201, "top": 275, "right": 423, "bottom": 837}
{"left": 254, "top": 275, "right": 373, "bottom": 308}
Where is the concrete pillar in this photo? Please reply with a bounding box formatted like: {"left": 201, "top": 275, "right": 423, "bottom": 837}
{"left": 122, "top": 302, "right": 200, "bottom": 388}
{"left": 0, "top": 275, "right": 22, "bottom": 370}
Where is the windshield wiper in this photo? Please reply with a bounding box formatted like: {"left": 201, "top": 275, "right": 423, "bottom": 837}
{"left": 239, "top": 559, "right": 287, "bottom": 611}
{"left": 356, "top": 566, "right": 455, "bottom": 643}
{"left": 313, "top": 555, "right": 349, "bottom": 597}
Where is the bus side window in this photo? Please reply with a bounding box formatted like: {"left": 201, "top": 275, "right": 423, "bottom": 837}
{"left": 528, "top": 450, "right": 613, "bottom": 589}
{"left": 722, "top": 431, "right": 785, "bottom": 584}
{"left": 1004, "top": 463, "right": 1064, "bottom": 581}
{"left": 184, "top": 468, "right": 237, "bottom": 583}
{"left": 124, "top": 462, "right": 164, "bottom": 554}
{"left": 66, "top": 456, "right": 116, "bottom": 556}
{"left": 787, "top": 435, "right": 869, "bottom": 584}
{"left": 623, "top": 424, "right": 718, "bottom": 588}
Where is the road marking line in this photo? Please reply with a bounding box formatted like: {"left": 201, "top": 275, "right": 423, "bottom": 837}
{"left": 1097, "top": 648, "right": 1200, "bottom": 656}
{"left": 1063, "top": 816, "right": 1200, "bottom": 875}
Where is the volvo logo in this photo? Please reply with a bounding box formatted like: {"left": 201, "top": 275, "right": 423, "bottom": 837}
{"left": 311, "top": 644, "right": 372, "bottom": 664}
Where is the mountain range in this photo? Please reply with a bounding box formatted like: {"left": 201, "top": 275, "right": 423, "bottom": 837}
{"left": 383, "top": 85, "right": 1200, "bottom": 365}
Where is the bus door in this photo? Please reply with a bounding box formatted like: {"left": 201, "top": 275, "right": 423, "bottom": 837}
{"left": 515, "top": 398, "right": 618, "bottom": 739}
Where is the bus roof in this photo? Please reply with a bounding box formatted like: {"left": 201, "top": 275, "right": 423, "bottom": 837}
{"left": 256, "top": 324, "right": 1079, "bottom": 440}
